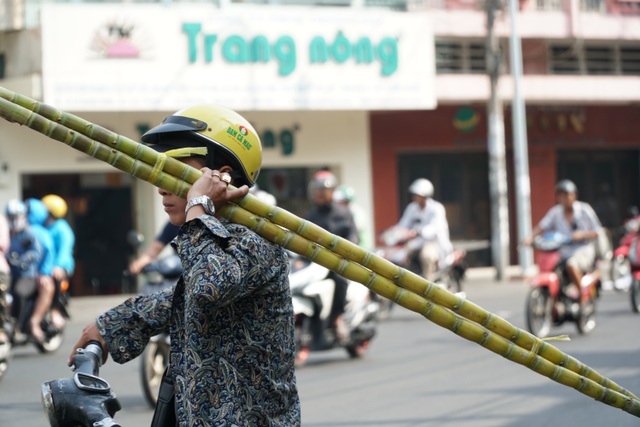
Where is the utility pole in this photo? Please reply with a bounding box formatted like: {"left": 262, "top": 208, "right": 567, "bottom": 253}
{"left": 508, "top": 0, "right": 534, "bottom": 276}
{"left": 486, "top": 0, "right": 510, "bottom": 281}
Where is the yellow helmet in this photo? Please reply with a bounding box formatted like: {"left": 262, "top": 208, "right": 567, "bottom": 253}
{"left": 141, "top": 104, "right": 262, "bottom": 187}
{"left": 41, "top": 194, "right": 68, "bottom": 218}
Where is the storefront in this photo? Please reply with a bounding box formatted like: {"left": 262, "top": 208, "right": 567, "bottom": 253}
{"left": 370, "top": 104, "right": 640, "bottom": 266}
{"left": 0, "top": 4, "right": 435, "bottom": 294}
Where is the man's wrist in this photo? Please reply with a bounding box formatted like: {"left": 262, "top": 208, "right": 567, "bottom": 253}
{"left": 185, "top": 195, "right": 215, "bottom": 216}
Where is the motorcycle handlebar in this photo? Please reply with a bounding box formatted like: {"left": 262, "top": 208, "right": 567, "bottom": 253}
{"left": 71, "top": 341, "right": 104, "bottom": 376}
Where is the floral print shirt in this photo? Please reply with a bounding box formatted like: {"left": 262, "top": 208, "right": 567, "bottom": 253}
{"left": 96, "top": 215, "right": 301, "bottom": 426}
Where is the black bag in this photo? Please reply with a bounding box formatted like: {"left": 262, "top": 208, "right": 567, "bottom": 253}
{"left": 150, "top": 368, "right": 177, "bottom": 427}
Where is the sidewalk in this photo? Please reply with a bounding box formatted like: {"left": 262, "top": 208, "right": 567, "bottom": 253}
{"left": 464, "top": 264, "right": 530, "bottom": 284}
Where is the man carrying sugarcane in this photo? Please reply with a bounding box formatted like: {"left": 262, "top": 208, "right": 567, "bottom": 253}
{"left": 69, "top": 104, "right": 301, "bottom": 426}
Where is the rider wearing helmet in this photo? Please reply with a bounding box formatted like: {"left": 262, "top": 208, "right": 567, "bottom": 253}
{"left": 41, "top": 194, "right": 75, "bottom": 330}
{"left": 396, "top": 178, "right": 453, "bottom": 281}
{"left": 333, "top": 185, "right": 372, "bottom": 251}
{"left": 305, "top": 170, "right": 359, "bottom": 342}
{"left": 5, "top": 200, "right": 45, "bottom": 342}
{"left": 70, "top": 104, "right": 301, "bottom": 426}
{"left": 26, "top": 198, "right": 57, "bottom": 344}
{"left": 523, "top": 179, "right": 602, "bottom": 299}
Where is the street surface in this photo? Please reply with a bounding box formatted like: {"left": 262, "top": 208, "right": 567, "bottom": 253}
{"left": 1, "top": 271, "right": 639, "bottom": 427}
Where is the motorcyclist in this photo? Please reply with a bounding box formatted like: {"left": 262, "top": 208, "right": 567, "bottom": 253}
{"left": 396, "top": 178, "right": 453, "bottom": 281}
{"left": 26, "top": 198, "right": 57, "bottom": 343}
{"left": 304, "top": 170, "right": 358, "bottom": 342}
{"left": 522, "top": 179, "right": 603, "bottom": 299}
{"left": 333, "top": 185, "right": 372, "bottom": 251}
{"left": 128, "top": 221, "right": 180, "bottom": 275}
{"left": 41, "top": 194, "right": 75, "bottom": 330}
{"left": 5, "top": 199, "right": 44, "bottom": 342}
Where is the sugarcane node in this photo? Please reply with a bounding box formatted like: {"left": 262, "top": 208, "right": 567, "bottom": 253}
{"left": 453, "top": 304, "right": 459, "bottom": 310}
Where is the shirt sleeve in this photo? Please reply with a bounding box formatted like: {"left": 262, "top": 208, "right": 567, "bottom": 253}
{"left": 537, "top": 205, "right": 559, "bottom": 231}
{"left": 397, "top": 203, "right": 417, "bottom": 229}
{"left": 175, "top": 215, "right": 283, "bottom": 310}
{"left": 97, "top": 287, "right": 174, "bottom": 364}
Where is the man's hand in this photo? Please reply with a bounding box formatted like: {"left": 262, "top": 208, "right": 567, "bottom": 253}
{"left": 68, "top": 322, "right": 109, "bottom": 366}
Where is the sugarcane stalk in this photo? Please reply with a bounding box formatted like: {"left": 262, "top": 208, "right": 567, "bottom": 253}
{"left": 0, "top": 88, "right": 636, "bottom": 402}
{"left": 221, "top": 203, "right": 640, "bottom": 417}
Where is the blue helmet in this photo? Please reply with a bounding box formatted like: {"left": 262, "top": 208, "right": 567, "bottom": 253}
{"left": 26, "top": 198, "right": 49, "bottom": 226}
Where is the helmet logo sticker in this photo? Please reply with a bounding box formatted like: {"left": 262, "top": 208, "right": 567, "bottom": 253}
{"left": 226, "top": 126, "right": 252, "bottom": 151}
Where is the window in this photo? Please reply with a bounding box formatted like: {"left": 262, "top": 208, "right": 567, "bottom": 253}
{"left": 549, "top": 42, "right": 640, "bottom": 75}
{"left": 436, "top": 40, "right": 488, "bottom": 74}
{"left": 621, "top": 46, "right": 640, "bottom": 75}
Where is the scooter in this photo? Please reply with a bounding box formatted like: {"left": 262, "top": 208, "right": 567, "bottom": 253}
{"left": 375, "top": 226, "right": 467, "bottom": 320}
{"left": 5, "top": 254, "right": 68, "bottom": 355}
{"left": 289, "top": 252, "right": 379, "bottom": 367}
{"left": 41, "top": 341, "right": 122, "bottom": 427}
{"left": 610, "top": 208, "right": 640, "bottom": 313}
{"left": 525, "top": 232, "right": 599, "bottom": 338}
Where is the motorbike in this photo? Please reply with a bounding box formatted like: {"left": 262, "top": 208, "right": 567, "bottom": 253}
{"left": 5, "top": 251, "right": 69, "bottom": 355}
{"left": 525, "top": 232, "right": 599, "bottom": 338}
{"left": 610, "top": 207, "right": 640, "bottom": 312}
{"left": 374, "top": 226, "right": 467, "bottom": 320}
{"left": 289, "top": 252, "right": 379, "bottom": 367}
{"left": 41, "top": 341, "right": 122, "bottom": 427}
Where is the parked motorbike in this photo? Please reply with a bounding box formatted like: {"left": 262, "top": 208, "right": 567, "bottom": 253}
{"left": 41, "top": 341, "right": 122, "bottom": 427}
{"left": 610, "top": 207, "right": 640, "bottom": 313}
{"left": 375, "top": 226, "right": 467, "bottom": 320}
{"left": 289, "top": 252, "right": 379, "bottom": 367}
{"left": 525, "top": 232, "right": 599, "bottom": 338}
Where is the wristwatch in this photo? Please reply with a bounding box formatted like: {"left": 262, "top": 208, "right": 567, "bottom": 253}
{"left": 185, "top": 195, "right": 215, "bottom": 216}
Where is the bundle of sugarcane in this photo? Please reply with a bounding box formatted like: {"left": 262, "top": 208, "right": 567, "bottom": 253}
{"left": 0, "top": 86, "right": 638, "bottom": 417}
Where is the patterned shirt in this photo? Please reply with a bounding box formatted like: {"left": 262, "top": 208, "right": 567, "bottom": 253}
{"left": 97, "top": 215, "right": 301, "bottom": 426}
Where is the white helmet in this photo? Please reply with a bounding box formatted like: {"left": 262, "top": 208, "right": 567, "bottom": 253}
{"left": 408, "top": 178, "right": 434, "bottom": 198}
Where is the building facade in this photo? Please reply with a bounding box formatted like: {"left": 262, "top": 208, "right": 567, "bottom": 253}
{"left": 1, "top": 0, "right": 639, "bottom": 293}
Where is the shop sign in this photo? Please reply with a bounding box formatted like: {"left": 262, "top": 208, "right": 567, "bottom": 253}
{"left": 41, "top": 5, "right": 436, "bottom": 112}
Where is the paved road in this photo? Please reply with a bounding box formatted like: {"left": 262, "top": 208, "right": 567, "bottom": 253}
{"left": 1, "top": 272, "right": 639, "bottom": 426}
